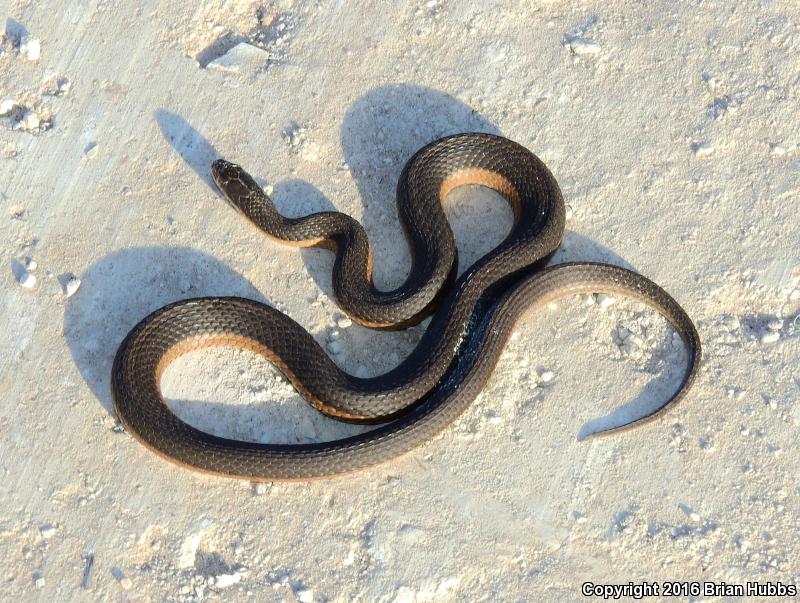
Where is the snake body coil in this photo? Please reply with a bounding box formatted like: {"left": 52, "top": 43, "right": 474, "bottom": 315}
{"left": 111, "top": 133, "right": 701, "bottom": 480}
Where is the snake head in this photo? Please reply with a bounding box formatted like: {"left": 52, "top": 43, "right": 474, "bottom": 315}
{"left": 211, "top": 159, "right": 265, "bottom": 210}
{"left": 211, "top": 159, "right": 242, "bottom": 192}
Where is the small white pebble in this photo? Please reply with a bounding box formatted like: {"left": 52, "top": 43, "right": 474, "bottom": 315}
{"left": 568, "top": 38, "right": 601, "bottom": 55}
{"left": 760, "top": 332, "right": 780, "bottom": 344}
{"left": 336, "top": 316, "right": 352, "bottom": 328}
{"left": 0, "top": 99, "right": 15, "bottom": 116}
{"left": 565, "top": 204, "right": 574, "bottom": 220}
{"left": 539, "top": 370, "right": 555, "bottom": 383}
{"left": 39, "top": 524, "right": 56, "bottom": 538}
{"left": 510, "top": 330, "right": 521, "bottom": 340}
{"left": 15, "top": 111, "right": 40, "bottom": 131}
{"left": 35, "top": 577, "right": 45, "bottom": 588}
{"left": 17, "top": 269, "right": 36, "bottom": 289}
{"left": 20, "top": 38, "right": 41, "bottom": 61}
{"left": 297, "top": 589, "right": 314, "bottom": 603}
{"left": 215, "top": 573, "right": 242, "bottom": 588}
{"left": 690, "top": 512, "right": 701, "bottom": 522}
{"left": 64, "top": 276, "right": 81, "bottom": 297}
{"left": 253, "top": 483, "right": 268, "bottom": 495}
{"left": 84, "top": 142, "right": 98, "bottom": 158}
{"left": 24, "top": 257, "right": 37, "bottom": 270}
{"left": 119, "top": 577, "right": 132, "bottom": 590}
{"left": 766, "top": 319, "right": 783, "bottom": 332}
{"left": 595, "top": 293, "right": 615, "bottom": 309}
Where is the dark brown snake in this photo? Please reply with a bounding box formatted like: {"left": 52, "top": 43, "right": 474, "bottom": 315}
{"left": 111, "top": 133, "right": 701, "bottom": 480}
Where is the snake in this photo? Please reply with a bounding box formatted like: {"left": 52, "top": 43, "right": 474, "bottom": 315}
{"left": 111, "top": 133, "right": 701, "bottom": 480}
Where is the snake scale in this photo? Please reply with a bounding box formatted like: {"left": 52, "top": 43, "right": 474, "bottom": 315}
{"left": 111, "top": 133, "right": 701, "bottom": 480}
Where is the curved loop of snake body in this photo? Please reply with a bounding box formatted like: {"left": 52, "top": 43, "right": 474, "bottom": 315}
{"left": 111, "top": 133, "right": 701, "bottom": 480}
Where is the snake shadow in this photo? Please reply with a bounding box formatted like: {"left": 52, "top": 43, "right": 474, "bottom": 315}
{"left": 155, "top": 110, "right": 224, "bottom": 197}
{"left": 64, "top": 246, "right": 269, "bottom": 414}
{"left": 548, "top": 233, "right": 688, "bottom": 439}
{"left": 574, "top": 339, "right": 690, "bottom": 440}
